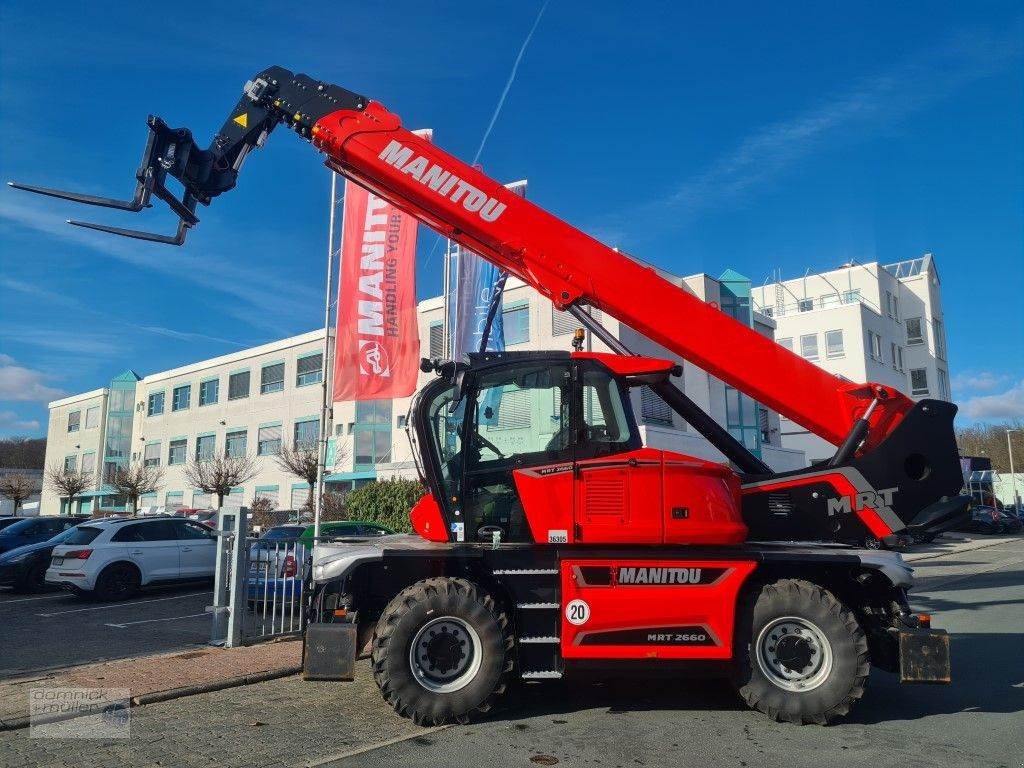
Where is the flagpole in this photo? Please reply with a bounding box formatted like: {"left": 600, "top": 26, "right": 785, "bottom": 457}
{"left": 314, "top": 171, "right": 339, "bottom": 540}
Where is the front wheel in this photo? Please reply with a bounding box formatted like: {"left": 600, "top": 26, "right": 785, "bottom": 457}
{"left": 732, "top": 578, "right": 869, "bottom": 724}
{"left": 371, "top": 577, "right": 513, "bottom": 725}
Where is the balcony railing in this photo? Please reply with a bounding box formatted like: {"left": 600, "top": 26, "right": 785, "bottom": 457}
{"left": 754, "top": 291, "right": 881, "bottom": 319}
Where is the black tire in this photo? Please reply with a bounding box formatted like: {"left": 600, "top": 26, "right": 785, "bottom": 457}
{"left": 371, "top": 577, "right": 513, "bottom": 726}
{"left": 93, "top": 563, "right": 141, "bottom": 601}
{"left": 14, "top": 562, "right": 48, "bottom": 593}
{"left": 732, "top": 578, "right": 869, "bottom": 725}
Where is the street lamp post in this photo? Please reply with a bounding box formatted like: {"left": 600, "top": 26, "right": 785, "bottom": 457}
{"left": 1008, "top": 429, "right": 1020, "bottom": 511}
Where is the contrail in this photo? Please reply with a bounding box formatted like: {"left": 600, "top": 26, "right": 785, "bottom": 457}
{"left": 472, "top": 0, "right": 551, "bottom": 165}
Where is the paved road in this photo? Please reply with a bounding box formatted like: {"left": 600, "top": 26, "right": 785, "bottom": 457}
{"left": 0, "top": 584, "right": 213, "bottom": 678}
{"left": 1, "top": 539, "right": 1021, "bottom": 767}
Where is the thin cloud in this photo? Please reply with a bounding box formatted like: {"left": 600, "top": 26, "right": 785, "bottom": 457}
{"left": 951, "top": 370, "right": 1012, "bottom": 393}
{"left": 630, "top": 27, "right": 1022, "bottom": 229}
{"left": 962, "top": 380, "right": 1024, "bottom": 421}
{"left": 0, "top": 356, "right": 65, "bottom": 402}
{"left": 0, "top": 410, "right": 41, "bottom": 432}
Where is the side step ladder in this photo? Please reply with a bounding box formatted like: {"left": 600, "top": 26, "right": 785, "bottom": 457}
{"left": 493, "top": 568, "right": 564, "bottom": 680}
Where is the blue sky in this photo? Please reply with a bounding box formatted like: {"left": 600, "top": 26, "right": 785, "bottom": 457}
{"left": 0, "top": 1, "right": 1021, "bottom": 436}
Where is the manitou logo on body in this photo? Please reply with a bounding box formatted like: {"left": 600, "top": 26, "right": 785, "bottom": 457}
{"left": 378, "top": 140, "right": 507, "bottom": 222}
{"left": 826, "top": 487, "right": 898, "bottom": 517}
{"left": 616, "top": 567, "right": 703, "bottom": 585}
{"left": 355, "top": 193, "right": 406, "bottom": 379}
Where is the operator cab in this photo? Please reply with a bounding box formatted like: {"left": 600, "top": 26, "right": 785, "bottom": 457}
{"left": 412, "top": 351, "right": 673, "bottom": 543}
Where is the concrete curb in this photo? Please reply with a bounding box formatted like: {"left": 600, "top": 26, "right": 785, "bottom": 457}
{"left": 0, "top": 666, "right": 302, "bottom": 732}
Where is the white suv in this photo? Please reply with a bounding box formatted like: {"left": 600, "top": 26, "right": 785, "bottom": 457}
{"left": 46, "top": 516, "right": 218, "bottom": 600}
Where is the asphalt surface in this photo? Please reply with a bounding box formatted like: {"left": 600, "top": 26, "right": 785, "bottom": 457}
{"left": 0, "top": 583, "right": 213, "bottom": 678}
{"left": 1, "top": 537, "right": 1021, "bottom": 767}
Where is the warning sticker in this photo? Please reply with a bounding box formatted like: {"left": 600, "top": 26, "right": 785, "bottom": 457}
{"left": 233, "top": 113, "right": 248, "bottom": 129}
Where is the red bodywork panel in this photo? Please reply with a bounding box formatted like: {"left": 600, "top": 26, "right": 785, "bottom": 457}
{"left": 561, "top": 559, "right": 757, "bottom": 659}
{"left": 410, "top": 494, "right": 448, "bottom": 542}
{"left": 310, "top": 104, "right": 912, "bottom": 451}
{"left": 514, "top": 448, "right": 748, "bottom": 546}
{"left": 570, "top": 352, "right": 675, "bottom": 378}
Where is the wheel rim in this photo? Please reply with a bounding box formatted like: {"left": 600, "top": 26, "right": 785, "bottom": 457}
{"left": 409, "top": 616, "right": 482, "bottom": 694}
{"left": 108, "top": 567, "right": 133, "bottom": 596}
{"left": 756, "top": 616, "right": 833, "bottom": 692}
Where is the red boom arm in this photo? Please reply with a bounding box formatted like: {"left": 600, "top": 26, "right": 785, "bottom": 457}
{"left": 310, "top": 102, "right": 911, "bottom": 451}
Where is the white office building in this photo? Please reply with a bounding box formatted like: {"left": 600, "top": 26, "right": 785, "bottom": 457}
{"left": 42, "top": 267, "right": 807, "bottom": 516}
{"left": 751, "top": 254, "right": 952, "bottom": 464}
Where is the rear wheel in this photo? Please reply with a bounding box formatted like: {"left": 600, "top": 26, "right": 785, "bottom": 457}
{"left": 732, "top": 578, "right": 869, "bottom": 724}
{"left": 94, "top": 563, "right": 141, "bottom": 601}
{"left": 15, "top": 562, "right": 49, "bottom": 593}
{"left": 371, "top": 577, "right": 513, "bottom": 725}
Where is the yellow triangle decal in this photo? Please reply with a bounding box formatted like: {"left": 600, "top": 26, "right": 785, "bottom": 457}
{"left": 233, "top": 113, "right": 248, "bottom": 129}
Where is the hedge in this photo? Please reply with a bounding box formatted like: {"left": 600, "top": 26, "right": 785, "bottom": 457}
{"left": 343, "top": 478, "right": 424, "bottom": 533}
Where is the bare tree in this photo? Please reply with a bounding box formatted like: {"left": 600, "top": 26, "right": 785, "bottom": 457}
{"left": 957, "top": 420, "right": 1024, "bottom": 473}
{"left": 249, "top": 495, "right": 279, "bottom": 531}
{"left": 0, "top": 473, "right": 39, "bottom": 513}
{"left": 275, "top": 439, "right": 346, "bottom": 515}
{"left": 184, "top": 455, "right": 258, "bottom": 509}
{"left": 46, "top": 465, "right": 93, "bottom": 514}
{"left": 111, "top": 462, "right": 165, "bottom": 515}
{"left": 0, "top": 437, "right": 47, "bottom": 469}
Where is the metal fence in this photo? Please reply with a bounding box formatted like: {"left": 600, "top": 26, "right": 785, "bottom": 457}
{"left": 209, "top": 509, "right": 305, "bottom": 647}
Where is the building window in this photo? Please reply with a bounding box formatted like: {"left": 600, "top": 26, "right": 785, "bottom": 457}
{"left": 85, "top": 406, "right": 100, "bottom": 429}
{"left": 797, "top": 299, "right": 813, "bottom": 313}
{"left": 777, "top": 337, "right": 793, "bottom": 351}
{"left": 296, "top": 354, "right": 323, "bottom": 387}
{"left": 294, "top": 419, "right": 319, "bottom": 448}
{"left": 254, "top": 486, "right": 279, "bottom": 506}
{"left": 147, "top": 391, "right": 165, "bottom": 416}
{"left": 353, "top": 400, "right": 393, "bottom": 468}
{"left": 225, "top": 430, "right": 247, "bottom": 458}
{"left": 81, "top": 453, "right": 96, "bottom": 475}
{"left": 199, "top": 379, "right": 219, "bottom": 406}
{"left": 193, "top": 491, "right": 212, "bottom": 509}
{"left": 64, "top": 455, "right": 77, "bottom": 472}
{"left": 67, "top": 411, "right": 81, "bottom": 433}
{"left": 165, "top": 491, "right": 184, "bottom": 510}
{"left": 397, "top": 414, "right": 408, "bottom": 429}
{"left": 503, "top": 304, "right": 530, "bottom": 345}
{"left": 143, "top": 442, "right": 161, "bottom": 467}
{"left": 168, "top": 438, "right": 187, "bottom": 465}
{"left": 865, "top": 330, "right": 882, "bottom": 361}
{"left": 905, "top": 317, "right": 923, "bottom": 345}
{"left": 933, "top": 319, "right": 946, "bottom": 360}
{"left": 825, "top": 330, "right": 844, "bottom": 359}
{"left": 885, "top": 290, "right": 898, "bottom": 319}
{"left": 172, "top": 385, "right": 191, "bottom": 411}
{"left": 195, "top": 435, "right": 216, "bottom": 462}
{"left": 428, "top": 322, "right": 444, "bottom": 358}
{"left": 291, "top": 485, "right": 311, "bottom": 509}
{"left": 258, "top": 425, "right": 282, "bottom": 455}
{"left": 552, "top": 306, "right": 576, "bottom": 336}
{"left": 799, "top": 334, "right": 819, "bottom": 361}
{"left": 261, "top": 363, "right": 285, "bottom": 394}
{"left": 910, "top": 368, "right": 929, "bottom": 396}
{"left": 938, "top": 368, "right": 949, "bottom": 399}
{"left": 228, "top": 370, "right": 250, "bottom": 400}
{"left": 640, "top": 387, "right": 673, "bottom": 426}
{"left": 762, "top": 307, "right": 774, "bottom": 318}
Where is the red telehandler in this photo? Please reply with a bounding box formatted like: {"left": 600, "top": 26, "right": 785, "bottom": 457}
{"left": 11, "top": 67, "right": 968, "bottom": 725}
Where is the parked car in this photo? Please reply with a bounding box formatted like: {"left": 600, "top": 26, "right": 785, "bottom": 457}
{"left": 996, "top": 509, "right": 1022, "bottom": 533}
{"left": 962, "top": 506, "right": 1001, "bottom": 534}
{"left": 248, "top": 525, "right": 307, "bottom": 604}
{"left": 0, "top": 523, "right": 86, "bottom": 592}
{"left": 0, "top": 516, "right": 86, "bottom": 555}
{"left": 46, "top": 516, "right": 218, "bottom": 600}
{"left": 0, "top": 517, "right": 26, "bottom": 533}
{"left": 297, "top": 520, "right": 395, "bottom": 548}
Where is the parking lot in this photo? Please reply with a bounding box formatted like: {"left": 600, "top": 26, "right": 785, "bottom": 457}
{"left": 0, "top": 584, "right": 213, "bottom": 678}
{"left": 0, "top": 536, "right": 1020, "bottom": 768}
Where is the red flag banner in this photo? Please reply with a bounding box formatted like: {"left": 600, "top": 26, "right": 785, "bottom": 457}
{"left": 333, "top": 177, "right": 421, "bottom": 401}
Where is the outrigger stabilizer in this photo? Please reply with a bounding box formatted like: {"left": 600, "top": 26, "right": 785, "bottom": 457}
{"left": 8, "top": 67, "right": 367, "bottom": 245}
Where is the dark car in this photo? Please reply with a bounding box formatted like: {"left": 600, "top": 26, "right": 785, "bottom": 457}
{"left": 0, "top": 523, "right": 86, "bottom": 591}
{"left": 996, "top": 509, "right": 1022, "bottom": 533}
{"left": 962, "top": 506, "right": 1001, "bottom": 534}
{"left": 0, "top": 517, "right": 25, "bottom": 533}
{"left": 0, "top": 516, "right": 86, "bottom": 554}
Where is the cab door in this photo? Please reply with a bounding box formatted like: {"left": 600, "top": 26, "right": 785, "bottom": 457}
{"left": 571, "top": 362, "right": 661, "bottom": 544}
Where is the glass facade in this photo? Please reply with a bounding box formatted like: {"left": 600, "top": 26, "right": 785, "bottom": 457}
{"left": 719, "top": 271, "right": 763, "bottom": 457}
{"left": 353, "top": 400, "right": 392, "bottom": 470}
